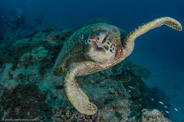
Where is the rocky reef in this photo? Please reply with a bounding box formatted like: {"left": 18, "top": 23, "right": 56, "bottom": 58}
{"left": 0, "top": 21, "right": 171, "bottom": 121}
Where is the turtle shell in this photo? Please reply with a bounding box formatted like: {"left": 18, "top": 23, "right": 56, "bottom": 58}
{"left": 53, "top": 23, "right": 126, "bottom": 76}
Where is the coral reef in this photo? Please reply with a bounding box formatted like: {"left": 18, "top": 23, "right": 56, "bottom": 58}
{"left": 141, "top": 109, "right": 171, "bottom": 122}
{"left": 0, "top": 21, "right": 171, "bottom": 121}
{"left": 0, "top": 84, "right": 52, "bottom": 121}
{"left": 52, "top": 107, "right": 105, "bottom": 122}
{"left": 99, "top": 100, "right": 132, "bottom": 121}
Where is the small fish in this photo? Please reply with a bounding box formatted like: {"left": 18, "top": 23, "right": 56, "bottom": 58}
{"left": 128, "top": 86, "right": 135, "bottom": 89}
{"left": 151, "top": 98, "right": 155, "bottom": 101}
{"left": 165, "top": 111, "right": 169, "bottom": 114}
{"left": 158, "top": 101, "right": 164, "bottom": 105}
{"left": 174, "top": 108, "right": 178, "bottom": 112}
{"left": 164, "top": 106, "right": 168, "bottom": 108}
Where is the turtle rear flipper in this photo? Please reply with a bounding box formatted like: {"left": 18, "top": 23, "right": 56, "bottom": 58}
{"left": 64, "top": 62, "right": 97, "bottom": 115}
{"left": 122, "top": 17, "right": 182, "bottom": 59}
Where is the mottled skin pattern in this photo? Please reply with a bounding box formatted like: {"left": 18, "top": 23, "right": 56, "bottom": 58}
{"left": 53, "top": 17, "right": 182, "bottom": 115}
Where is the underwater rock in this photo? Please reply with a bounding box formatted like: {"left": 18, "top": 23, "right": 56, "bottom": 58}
{"left": 99, "top": 100, "right": 132, "bottom": 121}
{"left": 52, "top": 107, "right": 105, "bottom": 122}
{"left": 0, "top": 20, "right": 172, "bottom": 121}
{"left": 0, "top": 63, "right": 19, "bottom": 90}
{"left": 141, "top": 109, "right": 171, "bottom": 122}
{"left": 0, "top": 84, "right": 52, "bottom": 121}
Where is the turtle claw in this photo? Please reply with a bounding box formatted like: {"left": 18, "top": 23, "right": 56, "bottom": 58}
{"left": 84, "top": 103, "right": 97, "bottom": 115}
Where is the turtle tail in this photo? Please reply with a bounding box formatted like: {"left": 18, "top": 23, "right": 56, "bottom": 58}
{"left": 122, "top": 17, "right": 182, "bottom": 58}
{"left": 64, "top": 67, "right": 97, "bottom": 115}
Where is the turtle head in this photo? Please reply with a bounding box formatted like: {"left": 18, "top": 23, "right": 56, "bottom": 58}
{"left": 84, "top": 31, "right": 116, "bottom": 63}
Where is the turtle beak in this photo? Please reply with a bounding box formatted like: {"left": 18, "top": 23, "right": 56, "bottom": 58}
{"left": 84, "top": 39, "right": 105, "bottom": 53}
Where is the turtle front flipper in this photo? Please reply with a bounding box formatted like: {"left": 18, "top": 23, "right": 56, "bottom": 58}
{"left": 122, "top": 17, "right": 182, "bottom": 59}
{"left": 64, "top": 62, "right": 97, "bottom": 115}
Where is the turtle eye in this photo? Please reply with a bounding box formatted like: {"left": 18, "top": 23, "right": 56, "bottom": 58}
{"left": 87, "top": 39, "right": 91, "bottom": 43}
{"left": 85, "top": 39, "right": 92, "bottom": 44}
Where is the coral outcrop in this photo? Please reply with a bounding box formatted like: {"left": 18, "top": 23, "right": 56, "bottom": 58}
{"left": 141, "top": 109, "right": 171, "bottom": 122}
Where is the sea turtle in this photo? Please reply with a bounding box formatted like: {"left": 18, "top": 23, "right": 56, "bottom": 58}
{"left": 53, "top": 17, "right": 182, "bottom": 115}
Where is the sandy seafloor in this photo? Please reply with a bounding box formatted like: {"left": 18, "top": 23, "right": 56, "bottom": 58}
{"left": 130, "top": 38, "right": 184, "bottom": 122}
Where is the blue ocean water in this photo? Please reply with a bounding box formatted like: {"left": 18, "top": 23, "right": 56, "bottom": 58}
{"left": 0, "top": 0, "right": 183, "bottom": 121}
